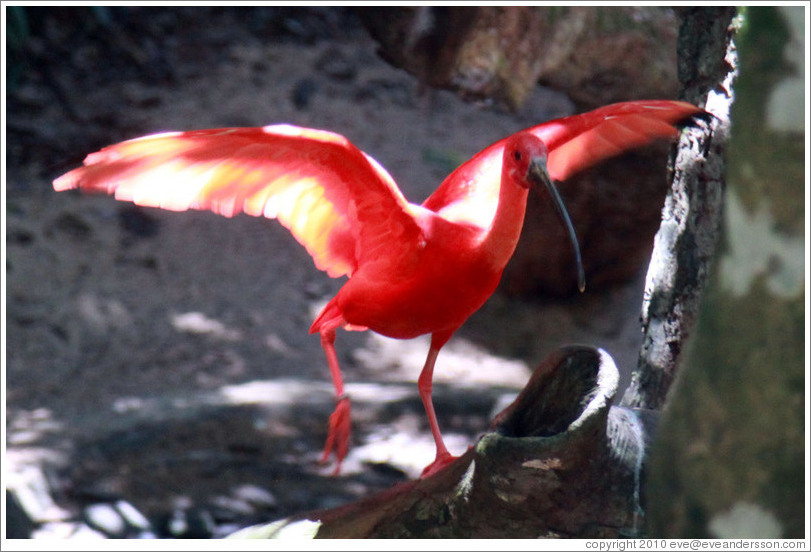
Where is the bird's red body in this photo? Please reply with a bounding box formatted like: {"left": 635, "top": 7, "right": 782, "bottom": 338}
{"left": 54, "top": 100, "right": 703, "bottom": 477}
{"left": 314, "top": 208, "right": 504, "bottom": 339}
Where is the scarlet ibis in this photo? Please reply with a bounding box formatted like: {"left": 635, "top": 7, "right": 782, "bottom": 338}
{"left": 53, "top": 100, "right": 703, "bottom": 477}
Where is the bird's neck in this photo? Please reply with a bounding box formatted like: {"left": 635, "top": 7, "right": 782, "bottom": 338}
{"left": 478, "top": 179, "right": 529, "bottom": 270}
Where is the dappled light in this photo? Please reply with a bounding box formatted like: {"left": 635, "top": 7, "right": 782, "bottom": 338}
{"left": 345, "top": 427, "right": 471, "bottom": 479}
{"left": 355, "top": 332, "right": 532, "bottom": 388}
{"left": 6, "top": 408, "right": 64, "bottom": 448}
{"left": 170, "top": 311, "right": 242, "bottom": 341}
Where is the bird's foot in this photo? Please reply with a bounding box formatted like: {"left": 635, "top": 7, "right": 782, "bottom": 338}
{"left": 419, "top": 450, "right": 457, "bottom": 478}
{"left": 320, "top": 394, "right": 351, "bottom": 475}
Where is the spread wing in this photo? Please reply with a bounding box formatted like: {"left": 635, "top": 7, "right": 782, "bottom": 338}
{"left": 53, "top": 125, "right": 422, "bottom": 279}
{"left": 423, "top": 100, "right": 704, "bottom": 227}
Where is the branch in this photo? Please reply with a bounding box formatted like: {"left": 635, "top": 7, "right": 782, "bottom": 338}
{"left": 621, "top": 7, "right": 735, "bottom": 409}
{"left": 230, "top": 346, "right": 659, "bottom": 538}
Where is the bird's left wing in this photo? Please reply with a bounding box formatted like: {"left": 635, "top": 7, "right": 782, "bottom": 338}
{"left": 53, "top": 125, "right": 422, "bottom": 279}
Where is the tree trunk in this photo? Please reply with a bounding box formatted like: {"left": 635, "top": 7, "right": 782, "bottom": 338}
{"left": 621, "top": 6, "right": 735, "bottom": 410}
{"left": 645, "top": 6, "right": 806, "bottom": 538}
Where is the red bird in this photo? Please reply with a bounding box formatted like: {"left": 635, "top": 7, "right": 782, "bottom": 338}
{"left": 54, "top": 100, "right": 702, "bottom": 477}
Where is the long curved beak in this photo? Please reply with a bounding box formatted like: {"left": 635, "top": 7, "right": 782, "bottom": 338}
{"left": 528, "top": 157, "right": 586, "bottom": 293}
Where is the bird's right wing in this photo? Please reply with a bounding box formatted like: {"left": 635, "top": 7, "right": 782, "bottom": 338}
{"left": 536, "top": 100, "right": 704, "bottom": 182}
{"left": 54, "top": 125, "right": 424, "bottom": 279}
{"left": 423, "top": 100, "right": 704, "bottom": 228}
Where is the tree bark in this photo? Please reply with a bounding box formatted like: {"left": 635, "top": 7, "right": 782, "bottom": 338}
{"left": 621, "top": 6, "right": 735, "bottom": 410}
{"left": 645, "top": 7, "right": 806, "bottom": 538}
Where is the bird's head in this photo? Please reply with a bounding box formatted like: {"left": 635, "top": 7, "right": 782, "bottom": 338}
{"left": 503, "top": 131, "right": 549, "bottom": 189}
{"left": 504, "top": 132, "right": 586, "bottom": 293}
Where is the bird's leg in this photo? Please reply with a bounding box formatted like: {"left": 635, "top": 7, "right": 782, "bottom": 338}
{"left": 418, "top": 330, "right": 456, "bottom": 478}
{"left": 319, "top": 326, "right": 351, "bottom": 475}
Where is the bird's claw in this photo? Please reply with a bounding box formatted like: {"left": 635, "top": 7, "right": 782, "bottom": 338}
{"left": 321, "top": 394, "right": 351, "bottom": 475}
{"left": 420, "top": 450, "right": 457, "bottom": 478}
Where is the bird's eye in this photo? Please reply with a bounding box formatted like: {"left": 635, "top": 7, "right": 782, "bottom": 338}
{"left": 513, "top": 150, "right": 522, "bottom": 161}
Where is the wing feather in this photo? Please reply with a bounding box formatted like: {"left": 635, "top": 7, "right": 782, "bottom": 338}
{"left": 54, "top": 125, "right": 422, "bottom": 279}
{"left": 423, "top": 100, "right": 703, "bottom": 228}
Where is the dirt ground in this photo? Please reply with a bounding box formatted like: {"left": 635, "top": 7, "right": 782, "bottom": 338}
{"left": 5, "top": 7, "right": 653, "bottom": 537}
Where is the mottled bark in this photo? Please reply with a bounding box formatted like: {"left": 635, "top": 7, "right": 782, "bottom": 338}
{"left": 621, "top": 6, "right": 736, "bottom": 410}
{"left": 645, "top": 6, "right": 806, "bottom": 538}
